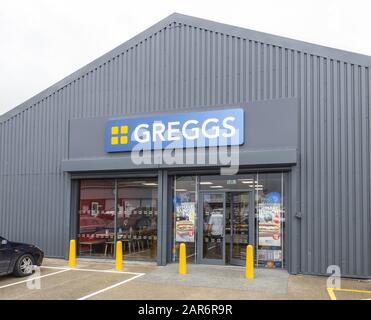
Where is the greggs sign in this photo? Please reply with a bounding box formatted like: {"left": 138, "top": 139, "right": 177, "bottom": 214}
{"left": 105, "top": 108, "right": 244, "bottom": 153}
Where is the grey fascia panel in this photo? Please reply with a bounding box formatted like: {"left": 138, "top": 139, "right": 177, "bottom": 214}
{"left": 61, "top": 149, "right": 297, "bottom": 172}
{"left": 239, "top": 148, "right": 297, "bottom": 166}
{"left": 61, "top": 157, "right": 155, "bottom": 172}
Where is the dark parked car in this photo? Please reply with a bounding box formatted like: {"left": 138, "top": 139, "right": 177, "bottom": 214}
{"left": 0, "top": 236, "right": 44, "bottom": 277}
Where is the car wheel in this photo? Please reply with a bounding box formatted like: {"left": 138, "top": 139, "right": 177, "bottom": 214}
{"left": 13, "top": 254, "right": 35, "bottom": 277}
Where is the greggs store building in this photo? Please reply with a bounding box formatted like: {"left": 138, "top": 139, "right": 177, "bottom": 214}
{"left": 0, "top": 14, "right": 370, "bottom": 278}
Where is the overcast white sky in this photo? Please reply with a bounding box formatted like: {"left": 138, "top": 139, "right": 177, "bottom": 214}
{"left": 1, "top": 0, "right": 370, "bottom": 115}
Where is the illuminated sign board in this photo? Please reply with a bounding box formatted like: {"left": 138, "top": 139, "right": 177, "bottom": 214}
{"left": 105, "top": 108, "right": 244, "bottom": 152}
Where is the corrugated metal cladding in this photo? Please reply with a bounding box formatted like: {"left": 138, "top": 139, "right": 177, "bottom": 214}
{"left": 0, "top": 13, "right": 370, "bottom": 277}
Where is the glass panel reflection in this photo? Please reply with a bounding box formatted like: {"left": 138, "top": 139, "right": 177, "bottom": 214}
{"left": 78, "top": 180, "right": 115, "bottom": 257}
{"left": 172, "top": 176, "right": 197, "bottom": 263}
{"left": 78, "top": 178, "right": 158, "bottom": 261}
{"left": 256, "top": 172, "right": 285, "bottom": 268}
{"left": 203, "top": 193, "right": 224, "bottom": 261}
{"left": 199, "top": 174, "right": 255, "bottom": 190}
{"left": 117, "top": 179, "right": 158, "bottom": 261}
{"left": 230, "top": 193, "right": 249, "bottom": 262}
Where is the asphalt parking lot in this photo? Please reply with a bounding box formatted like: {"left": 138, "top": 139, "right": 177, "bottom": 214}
{"left": 0, "top": 258, "right": 370, "bottom": 300}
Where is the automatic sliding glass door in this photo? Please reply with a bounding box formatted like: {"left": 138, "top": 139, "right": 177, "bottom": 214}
{"left": 227, "top": 192, "right": 254, "bottom": 266}
{"left": 198, "top": 192, "right": 226, "bottom": 265}
{"left": 197, "top": 190, "right": 254, "bottom": 266}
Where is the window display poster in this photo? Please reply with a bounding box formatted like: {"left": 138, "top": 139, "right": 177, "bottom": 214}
{"left": 257, "top": 249, "right": 282, "bottom": 268}
{"left": 175, "top": 202, "right": 195, "bottom": 243}
{"left": 258, "top": 203, "right": 281, "bottom": 247}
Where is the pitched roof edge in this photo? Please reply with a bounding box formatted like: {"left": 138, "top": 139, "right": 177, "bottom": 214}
{"left": 174, "top": 13, "right": 371, "bottom": 67}
{"left": 1, "top": 12, "right": 370, "bottom": 123}
{"left": 0, "top": 13, "right": 179, "bottom": 123}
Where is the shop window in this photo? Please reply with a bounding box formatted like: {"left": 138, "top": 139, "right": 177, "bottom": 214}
{"left": 172, "top": 176, "right": 198, "bottom": 263}
{"left": 78, "top": 178, "right": 158, "bottom": 261}
{"left": 117, "top": 179, "right": 158, "bottom": 261}
{"left": 78, "top": 180, "right": 116, "bottom": 257}
{"left": 256, "top": 172, "right": 286, "bottom": 268}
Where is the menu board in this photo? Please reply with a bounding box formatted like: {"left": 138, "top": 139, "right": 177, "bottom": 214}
{"left": 258, "top": 203, "right": 281, "bottom": 247}
{"left": 175, "top": 202, "right": 195, "bottom": 243}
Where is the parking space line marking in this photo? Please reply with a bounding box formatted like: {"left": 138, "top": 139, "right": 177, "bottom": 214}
{"left": 41, "top": 266, "right": 144, "bottom": 276}
{"left": 333, "top": 288, "right": 371, "bottom": 294}
{"left": 326, "top": 288, "right": 337, "bottom": 300}
{"left": 77, "top": 273, "right": 145, "bottom": 300}
{"left": 327, "top": 287, "right": 371, "bottom": 300}
{"left": 0, "top": 269, "right": 70, "bottom": 289}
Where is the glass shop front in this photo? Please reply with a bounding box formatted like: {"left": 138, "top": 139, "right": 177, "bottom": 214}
{"left": 76, "top": 171, "right": 287, "bottom": 269}
{"left": 171, "top": 171, "right": 288, "bottom": 268}
{"left": 77, "top": 178, "right": 158, "bottom": 261}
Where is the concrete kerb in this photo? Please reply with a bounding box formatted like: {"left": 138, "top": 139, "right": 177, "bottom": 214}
{"left": 40, "top": 265, "right": 145, "bottom": 276}
{"left": 72, "top": 257, "right": 157, "bottom": 266}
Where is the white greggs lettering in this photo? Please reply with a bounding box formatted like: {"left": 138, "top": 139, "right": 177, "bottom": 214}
{"left": 105, "top": 108, "right": 244, "bottom": 152}
{"left": 133, "top": 117, "right": 237, "bottom": 143}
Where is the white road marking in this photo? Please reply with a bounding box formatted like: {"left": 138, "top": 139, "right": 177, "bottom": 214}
{"left": 1, "top": 265, "right": 146, "bottom": 299}
{"left": 77, "top": 273, "right": 145, "bottom": 300}
{"left": 0, "top": 269, "right": 69, "bottom": 289}
{"left": 41, "top": 266, "right": 143, "bottom": 275}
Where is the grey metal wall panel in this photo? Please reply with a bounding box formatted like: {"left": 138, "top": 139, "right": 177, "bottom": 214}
{"left": 0, "top": 14, "right": 370, "bottom": 277}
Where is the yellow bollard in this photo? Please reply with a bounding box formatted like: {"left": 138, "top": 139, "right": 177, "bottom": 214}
{"left": 68, "top": 239, "right": 76, "bottom": 267}
{"left": 179, "top": 243, "right": 187, "bottom": 275}
{"left": 245, "top": 244, "right": 254, "bottom": 279}
{"left": 116, "top": 241, "right": 123, "bottom": 271}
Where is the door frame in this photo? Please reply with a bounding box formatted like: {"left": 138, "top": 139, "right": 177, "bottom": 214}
{"left": 197, "top": 188, "right": 255, "bottom": 266}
